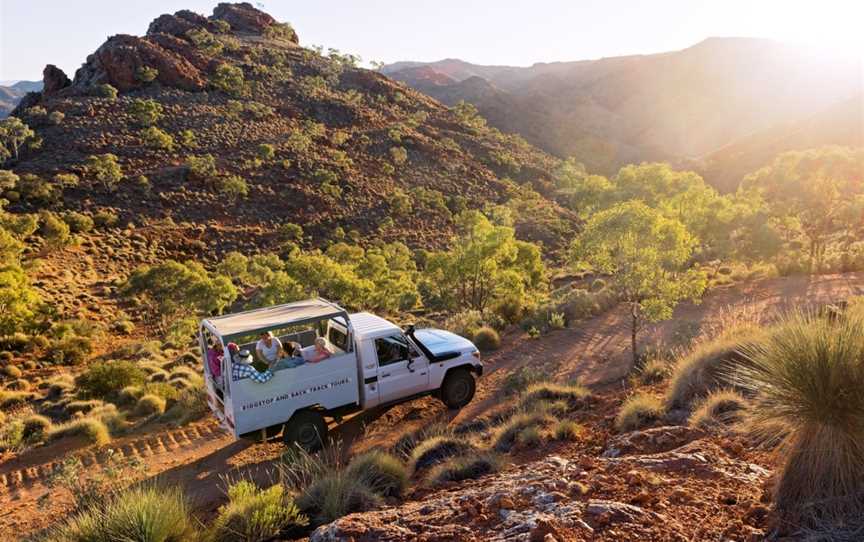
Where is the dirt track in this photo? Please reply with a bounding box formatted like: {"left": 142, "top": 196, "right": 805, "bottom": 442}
{"left": 2, "top": 272, "right": 862, "bottom": 538}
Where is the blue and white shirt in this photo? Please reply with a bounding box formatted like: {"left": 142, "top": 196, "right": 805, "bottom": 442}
{"left": 231, "top": 362, "right": 274, "bottom": 383}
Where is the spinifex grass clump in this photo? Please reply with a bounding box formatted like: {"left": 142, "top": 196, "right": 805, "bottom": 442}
{"left": 51, "top": 485, "right": 197, "bottom": 541}
{"left": 734, "top": 310, "right": 864, "bottom": 529}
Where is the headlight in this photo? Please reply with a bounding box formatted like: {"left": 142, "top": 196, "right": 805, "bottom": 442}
{"left": 472, "top": 350, "right": 480, "bottom": 359}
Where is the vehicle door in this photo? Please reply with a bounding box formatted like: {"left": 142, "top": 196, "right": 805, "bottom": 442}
{"left": 375, "top": 333, "right": 430, "bottom": 404}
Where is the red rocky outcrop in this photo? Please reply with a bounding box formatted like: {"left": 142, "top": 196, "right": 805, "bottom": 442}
{"left": 42, "top": 64, "right": 71, "bottom": 95}
{"left": 72, "top": 34, "right": 207, "bottom": 92}
{"left": 212, "top": 2, "right": 278, "bottom": 35}
{"left": 147, "top": 9, "right": 209, "bottom": 37}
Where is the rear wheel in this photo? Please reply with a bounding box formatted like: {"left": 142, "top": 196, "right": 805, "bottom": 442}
{"left": 283, "top": 410, "right": 327, "bottom": 451}
{"left": 439, "top": 369, "right": 476, "bottom": 409}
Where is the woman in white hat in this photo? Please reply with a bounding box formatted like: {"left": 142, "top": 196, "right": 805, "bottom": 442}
{"left": 231, "top": 348, "right": 274, "bottom": 383}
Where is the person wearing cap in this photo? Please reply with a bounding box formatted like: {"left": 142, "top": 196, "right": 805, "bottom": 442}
{"left": 232, "top": 348, "right": 274, "bottom": 383}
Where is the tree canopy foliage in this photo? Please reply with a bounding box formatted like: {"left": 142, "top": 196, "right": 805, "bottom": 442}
{"left": 742, "top": 146, "right": 864, "bottom": 269}
{"left": 571, "top": 201, "right": 707, "bottom": 361}
{"left": 421, "top": 210, "right": 546, "bottom": 314}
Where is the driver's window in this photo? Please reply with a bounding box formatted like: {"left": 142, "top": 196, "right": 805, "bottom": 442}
{"left": 375, "top": 334, "right": 409, "bottom": 366}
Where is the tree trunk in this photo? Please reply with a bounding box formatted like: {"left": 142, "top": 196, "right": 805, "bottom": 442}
{"left": 631, "top": 302, "right": 639, "bottom": 366}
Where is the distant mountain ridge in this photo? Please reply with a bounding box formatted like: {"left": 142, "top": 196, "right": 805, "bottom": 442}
{"left": 384, "top": 38, "right": 862, "bottom": 188}
{"left": 0, "top": 80, "right": 42, "bottom": 118}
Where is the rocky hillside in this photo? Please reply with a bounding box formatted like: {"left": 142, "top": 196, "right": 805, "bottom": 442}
{"left": 0, "top": 81, "right": 42, "bottom": 118}
{"left": 312, "top": 435, "right": 771, "bottom": 541}
{"left": 5, "top": 2, "right": 574, "bottom": 259}
{"left": 384, "top": 39, "right": 861, "bottom": 185}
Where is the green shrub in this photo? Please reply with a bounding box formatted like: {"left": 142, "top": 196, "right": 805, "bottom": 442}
{"left": 548, "top": 311, "right": 566, "bottom": 330}
{"left": 136, "top": 65, "right": 159, "bottom": 83}
{"left": 214, "top": 174, "right": 249, "bottom": 200}
{"left": 492, "top": 412, "right": 555, "bottom": 452}
{"left": 187, "top": 27, "right": 224, "bottom": 56}
{"left": 186, "top": 154, "right": 218, "bottom": 180}
{"left": 256, "top": 143, "right": 276, "bottom": 161}
{"left": 211, "top": 63, "right": 245, "bottom": 95}
{"left": 473, "top": 326, "right": 501, "bottom": 352}
{"left": 688, "top": 389, "right": 748, "bottom": 429}
{"left": 734, "top": 310, "right": 864, "bottom": 527}
{"left": 444, "top": 310, "right": 484, "bottom": 339}
{"left": 76, "top": 361, "right": 146, "bottom": 399}
{"left": 49, "top": 334, "right": 94, "bottom": 365}
{"left": 47, "top": 110, "right": 65, "bottom": 125}
{"left": 140, "top": 126, "right": 175, "bottom": 150}
{"left": 40, "top": 211, "right": 72, "bottom": 247}
{"left": 93, "top": 209, "right": 119, "bottom": 228}
{"left": 21, "top": 414, "right": 51, "bottom": 440}
{"left": 0, "top": 419, "right": 24, "bottom": 451}
{"left": 386, "top": 187, "right": 413, "bottom": 216}
{"left": 93, "top": 83, "right": 118, "bottom": 100}
{"left": 615, "top": 393, "right": 664, "bottom": 432}
{"left": 553, "top": 419, "right": 583, "bottom": 441}
{"left": 86, "top": 154, "right": 123, "bottom": 191}
{"left": 278, "top": 223, "right": 304, "bottom": 244}
{"left": 409, "top": 435, "right": 477, "bottom": 473}
{"left": 52, "top": 485, "right": 196, "bottom": 541}
{"left": 63, "top": 211, "right": 94, "bottom": 233}
{"left": 344, "top": 450, "right": 408, "bottom": 498}
{"left": 134, "top": 394, "right": 166, "bottom": 416}
{"left": 296, "top": 473, "right": 381, "bottom": 525}
{"left": 208, "top": 480, "right": 307, "bottom": 541}
{"left": 666, "top": 324, "right": 766, "bottom": 409}
{"left": 47, "top": 417, "right": 110, "bottom": 445}
{"left": 127, "top": 98, "right": 163, "bottom": 126}
{"left": 426, "top": 452, "right": 503, "bottom": 486}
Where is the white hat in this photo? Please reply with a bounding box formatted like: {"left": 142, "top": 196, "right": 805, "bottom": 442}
{"left": 236, "top": 349, "right": 254, "bottom": 365}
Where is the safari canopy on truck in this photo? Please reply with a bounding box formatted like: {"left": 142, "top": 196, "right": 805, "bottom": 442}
{"left": 202, "top": 298, "right": 350, "bottom": 343}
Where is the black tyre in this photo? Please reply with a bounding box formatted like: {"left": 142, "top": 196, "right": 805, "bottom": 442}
{"left": 283, "top": 410, "right": 328, "bottom": 451}
{"left": 439, "top": 369, "right": 476, "bottom": 409}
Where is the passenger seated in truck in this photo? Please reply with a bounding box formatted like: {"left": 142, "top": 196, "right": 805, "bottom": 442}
{"left": 232, "top": 349, "right": 274, "bottom": 383}
{"left": 269, "top": 341, "right": 306, "bottom": 371}
{"left": 207, "top": 342, "right": 223, "bottom": 378}
{"left": 256, "top": 331, "right": 284, "bottom": 368}
{"left": 308, "top": 337, "right": 334, "bottom": 364}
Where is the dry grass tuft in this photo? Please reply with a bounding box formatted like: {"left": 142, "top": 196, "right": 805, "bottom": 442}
{"left": 426, "top": 452, "right": 504, "bottom": 486}
{"left": 666, "top": 322, "right": 766, "bottom": 409}
{"left": 733, "top": 310, "right": 864, "bottom": 529}
{"left": 615, "top": 393, "right": 664, "bottom": 433}
{"left": 688, "top": 389, "right": 748, "bottom": 429}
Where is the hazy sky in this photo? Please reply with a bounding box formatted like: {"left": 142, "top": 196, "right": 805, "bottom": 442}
{"left": 2, "top": 0, "right": 862, "bottom": 81}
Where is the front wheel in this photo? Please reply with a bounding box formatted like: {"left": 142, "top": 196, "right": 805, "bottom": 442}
{"left": 439, "top": 369, "right": 476, "bottom": 409}
{"left": 283, "top": 410, "right": 328, "bottom": 452}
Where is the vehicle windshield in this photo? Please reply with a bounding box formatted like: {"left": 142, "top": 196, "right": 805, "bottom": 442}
{"left": 411, "top": 329, "right": 468, "bottom": 356}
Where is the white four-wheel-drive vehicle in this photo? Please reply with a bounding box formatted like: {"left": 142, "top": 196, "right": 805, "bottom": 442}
{"left": 200, "top": 298, "right": 482, "bottom": 449}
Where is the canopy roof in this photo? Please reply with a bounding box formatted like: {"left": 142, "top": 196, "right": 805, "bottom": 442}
{"left": 204, "top": 298, "right": 347, "bottom": 340}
